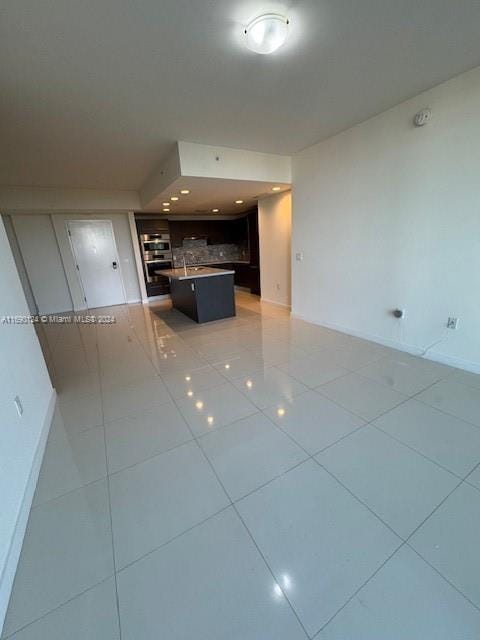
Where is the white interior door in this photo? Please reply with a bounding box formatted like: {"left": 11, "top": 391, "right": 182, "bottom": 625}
{"left": 67, "top": 220, "right": 125, "bottom": 309}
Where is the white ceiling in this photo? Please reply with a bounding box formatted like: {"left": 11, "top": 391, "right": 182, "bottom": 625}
{"left": 1, "top": 0, "right": 480, "bottom": 190}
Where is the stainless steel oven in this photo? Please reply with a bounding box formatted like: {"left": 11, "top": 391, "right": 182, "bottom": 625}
{"left": 144, "top": 259, "right": 173, "bottom": 284}
{"left": 139, "top": 233, "right": 173, "bottom": 286}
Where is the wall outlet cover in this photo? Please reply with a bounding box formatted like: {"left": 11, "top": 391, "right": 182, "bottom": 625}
{"left": 447, "top": 317, "right": 459, "bottom": 330}
{"left": 14, "top": 395, "right": 24, "bottom": 416}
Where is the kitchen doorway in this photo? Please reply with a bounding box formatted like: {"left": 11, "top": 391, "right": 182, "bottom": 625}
{"left": 67, "top": 220, "right": 126, "bottom": 309}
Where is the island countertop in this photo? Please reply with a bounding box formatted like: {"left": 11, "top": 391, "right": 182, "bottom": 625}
{"left": 156, "top": 266, "right": 235, "bottom": 280}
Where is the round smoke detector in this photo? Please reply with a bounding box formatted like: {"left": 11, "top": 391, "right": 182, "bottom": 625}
{"left": 414, "top": 108, "right": 432, "bottom": 127}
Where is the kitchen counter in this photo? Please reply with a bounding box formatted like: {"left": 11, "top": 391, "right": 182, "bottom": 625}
{"left": 156, "top": 266, "right": 234, "bottom": 280}
{"left": 156, "top": 266, "right": 236, "bottom": 323}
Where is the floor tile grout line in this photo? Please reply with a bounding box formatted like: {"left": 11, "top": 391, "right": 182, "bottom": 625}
{"left": 187, "top": 414, "right": 312, "bottom": 639}
{"left": 370, "top": 422, "right": 474, "bottom": 481}
{"left": 31, "top": 473, "right": 109, "bottom": 512}
{"left": 134, "top": 313, "right": 312, "bottom": 636}
{"left": 312, "top": 476, "right": 480, "bottom": 636}
{"left": 35, "top": 300, "right": 480, "bottom": 638}
{"left": 232, "top": 503, "right": 312, "bottom": 639}
{"left": 228, "top": 378, "right": 309, "bottom": 412}
{"left": 311, "top": 361, "right": 464, "bottom": 432}
{"left": 405, "top": 543, "right": 480, "bottom": 614}
{"left": 312, "top": 417, "right": 479, "bottom": 548}
{"left": 278, "top": 366, "right": 355, "bottom": 394}
{"left": 279, "top": 422, "right": 368, "bottom": 460}
{"left": 121, "top": 351, "right": 420, "bottom": 639}
{"left": 95, "top": 319, "right": 124, "bottom": 640}
{"left": 312, "top": 458, "right": 406, "bottom": 541}
{"left": 115, "top": 504, "right": 233, "bottom": 574}
{"left": 403, "top": 467, "right": 475, "bottom": 546}
{"left": 313, "top": 384, "right": 412, "bottom": 424}
{"left": 1, "top": 576, "right": 115, "bottom": 640}
{"left": 464, "top": 459, "right": 480, "bottom": 492}
{"left": 350, "top": 359, "right": 456, "bottom": 396}
{"left": 413, "top": 395, "right": 480, "bottom": 430}
{"left": 311, "top": 540, "right": 407, "bottom": 638}
{"left": 404, "top": 375, "right": 480, "bottom": 430}
{"left": 100, "top": 306, "right": 474, "bottom": 587}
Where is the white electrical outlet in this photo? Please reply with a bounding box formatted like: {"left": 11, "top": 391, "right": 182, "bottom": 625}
{"left": 447, "top": 317, "right": 459, "bottom": 330}
{"left": 295, "top": 252, "right": 304, "bottom": 262}
{"left": 14, "top": 395, "right": 23, "bottom": 416}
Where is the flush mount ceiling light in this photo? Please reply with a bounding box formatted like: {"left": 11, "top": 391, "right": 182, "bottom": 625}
{"left": 212, "top": 208, "right": 219, "bottom": 213}
{"left": 244, "top": 13, "right": 289, "bottom": 55}
{"left": 180, "top": 189, "right": 190, "bottom": 195}
{"left": 162, "top": 202, "right": 170, "bottom": 206}
{"left": 170, "top": 196, "right": 179, "bottom": 201}
{"left": 235, "top": 199, "right": 244, "bottom": 204}
{"left": 272, "top": 186, "right": 281, "bottom": 191}
{"left": 163, "top": 208, "right": 170, "bottom": 212}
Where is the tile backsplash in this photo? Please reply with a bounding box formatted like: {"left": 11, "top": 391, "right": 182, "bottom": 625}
{"left": 173, "top": 238, "right": 249, "bottom": 266}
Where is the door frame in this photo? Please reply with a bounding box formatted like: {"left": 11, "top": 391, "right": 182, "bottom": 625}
{"left": 66, "top": 219, "right": 127, "bottom": 309}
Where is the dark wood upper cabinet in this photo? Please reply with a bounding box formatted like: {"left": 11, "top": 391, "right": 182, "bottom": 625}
{"left": 168, "top": 217, "right": 250, "bottom": 248}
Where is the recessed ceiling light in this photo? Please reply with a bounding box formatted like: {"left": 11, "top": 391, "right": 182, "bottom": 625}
{"left": 272, "top": 186, "right": 281, "bottom": 191}
{"left": 163, "top": 208, "right": 170, "bottom": 212}
{"left": 180, "top": 189, "right": 190, "bottom": 195}
{"left": 212, "top": 208, "right": 219, "bottom": 213}
{"left": 162, "top": 202, "right": 170, "bottom": 206}
{"left": 244, "top": 14, "right": 289, "bottom": 55}
{"left": 235, "top": 200, "right": 244, "bottom": 204}
{"left": 171, "top": 196, "right": 179, "bottom": 201}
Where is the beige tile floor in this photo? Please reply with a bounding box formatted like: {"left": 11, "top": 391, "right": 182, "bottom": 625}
{"left": 3, "top": 292, "right": 480, "bottom": 639}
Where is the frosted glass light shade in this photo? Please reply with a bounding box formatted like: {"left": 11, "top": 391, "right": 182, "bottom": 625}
{"left": 244, "top": 14, "right": 289, "bottom": 55}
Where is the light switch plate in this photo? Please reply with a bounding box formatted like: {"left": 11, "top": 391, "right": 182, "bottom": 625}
{"left": 14, "top": 395, "right": 23, "bottom": 416}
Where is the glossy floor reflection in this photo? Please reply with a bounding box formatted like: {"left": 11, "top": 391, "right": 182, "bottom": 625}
{"left": 3, "top": 292, "right": 480, "bottom": 639}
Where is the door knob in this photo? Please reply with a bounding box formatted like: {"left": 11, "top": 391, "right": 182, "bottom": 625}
{"left": 112, "top": 261, "right": 118, "bottom": 270}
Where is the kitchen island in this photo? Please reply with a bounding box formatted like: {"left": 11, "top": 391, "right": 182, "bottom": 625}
{"left": 156, "top": 266, "right": 236, "bottom": 323}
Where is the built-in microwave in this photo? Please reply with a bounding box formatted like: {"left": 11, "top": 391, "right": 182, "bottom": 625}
{"left": 140, "top": 233, "right": 171, "bottom": 256}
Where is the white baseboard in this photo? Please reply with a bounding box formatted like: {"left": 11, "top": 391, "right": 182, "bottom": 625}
{"left": 0, "top": 389, "right": 57, "bottom": 634}
{"left": 142, "top": 294, "right": 171, "bottom": 303}
{"left": 291, "top": 312, "right": 480, "bottom": 374}
{"left": 126, "top": 298, "right": 141, "bottom": 304}
{"left": 261, "top": 297, "right": 291, "bottom": 310}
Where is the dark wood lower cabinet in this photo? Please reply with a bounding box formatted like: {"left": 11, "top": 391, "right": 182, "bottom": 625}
{"left": 233, "top": 264, "right": 261, "bottom": 295}
{"left": 170, "top": 275, "right": 236, "bottom": 323}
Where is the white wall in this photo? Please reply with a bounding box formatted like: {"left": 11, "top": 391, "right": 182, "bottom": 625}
{"left": 258, "top": 192, "right": 292, "bottom": 307}
{"left": 292, "top": 66, "right": 480, "bottom": 372}
{"left": 178, "top": 141, "right": 292, "bottom": 183}
{"left": 2, "top": 216, "right": 37, "bottom": 315}
{"left": 0, "top": 218, "right": 55, "bottom": 633}
{"left": 12, "top": 215, "right": 73, "bottom": 314}
{"left": 0, "top": 187, "right": 140, "bottom": 212}
{"left": 51, "top": 213, "right": 142, "bottom": 310}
